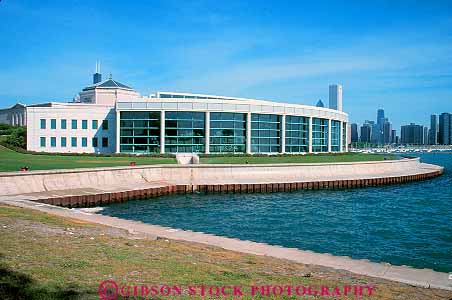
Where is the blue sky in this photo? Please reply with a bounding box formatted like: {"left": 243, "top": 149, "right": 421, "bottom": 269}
{"left": 0, "top": 0, "right": 451, "bottom": 130}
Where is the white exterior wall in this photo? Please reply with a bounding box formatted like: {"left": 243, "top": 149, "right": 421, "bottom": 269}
{"left": 26, "top": 104, "right": 116, "bottom": 154}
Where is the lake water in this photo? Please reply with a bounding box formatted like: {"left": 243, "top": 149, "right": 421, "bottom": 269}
{"left": 100, "top": 152, "right": 452, "bottom": 272}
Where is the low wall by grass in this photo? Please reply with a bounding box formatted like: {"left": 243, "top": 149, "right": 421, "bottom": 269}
{"left": 200, "top": 153, "right": 396, "bottom": 164}
{"left": 0, "top": 144, "right": 397, "bottom": 172}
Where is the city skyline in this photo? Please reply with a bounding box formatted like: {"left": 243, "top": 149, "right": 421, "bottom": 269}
{"left": 1, "top": 1, "right": 452, "bottom": 130}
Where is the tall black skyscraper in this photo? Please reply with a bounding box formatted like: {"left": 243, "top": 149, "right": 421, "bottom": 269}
{"left": 439, "top": 113, "right": 451, "bottom": 145}
{"left": 429, "top": 114, "right": 438, "bottom": 145}
{"left": 360, "top": 121, "right": 373, "bottom": 143}
{"left": 401, "top": 123, "right": 424, "bottom": 145}
{"left": 350, "top": 123, "right": 359, "bottom": 143}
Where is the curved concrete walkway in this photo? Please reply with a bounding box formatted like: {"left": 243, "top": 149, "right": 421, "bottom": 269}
{"left": 1, "top": 198, "right": 451, "bottom": 291}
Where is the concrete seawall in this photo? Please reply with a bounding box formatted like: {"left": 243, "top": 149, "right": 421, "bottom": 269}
{"left": 0, "top": 157, "right": 444, "bottom": 207}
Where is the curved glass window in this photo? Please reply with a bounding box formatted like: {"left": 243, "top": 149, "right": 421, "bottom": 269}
{"left": 119, "top": 111, "right": 160, "bottom": 153}
{"left": 210, "top": 112, "right": 246, "bottom": 153}
{"left": 312, "top": 118, "right": 328, "bottom": 152}
{"left": 165, "top": 112, "right": 205, "bottom": 153}
{"left": 331, "top": 120, "right": 341, "bottom": 152}
{"left": 251, "top": 114, "right": 281, "bottom": 153}
{"left": 285, "top": 115, "right": 308, "bottom": 153}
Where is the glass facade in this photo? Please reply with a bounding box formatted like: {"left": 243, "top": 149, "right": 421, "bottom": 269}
{"left": 251, "top": 114, "right": 281, "bottom": 153}
{"left": 115, "top": 110, "right": 345, "bottom": 154}
{"left": 331, "top": 120, "right": 341, "bottom": 152}
{"left": 120, "top": 111, "right": 160, "bottom": 153}
{"left": 210, "top": 112, "right": 246, "bottom": 153}
{"left": 285, "top": 115, "right": 309, "bottom": 153}
{"left": 165, "top": 112, "right": 205, "bottom": 153}
{"left": 312, "top": 118, "right": 329, "bottom": 152}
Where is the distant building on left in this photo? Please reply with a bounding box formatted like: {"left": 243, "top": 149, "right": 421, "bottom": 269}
{"left": 0, "top": 103, "right": 27, "bottom": 126}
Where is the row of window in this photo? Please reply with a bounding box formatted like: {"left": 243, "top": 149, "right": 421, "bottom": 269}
{"left": 118, "top": 111, "right": 346, "bottom": 153}
{"left": 40, "top": 119, "right": 109, "bottom": 130}
{"left": 40, "top": 137, "right": 109, "bottom": 148}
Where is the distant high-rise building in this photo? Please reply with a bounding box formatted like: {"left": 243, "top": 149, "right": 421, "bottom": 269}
{"left": 439, "top": 112, "right": 451, "bottom": 145}
{"left": 328, "top": 84, "right": 343, "bottom": 111}
{"left": 383, "top": 120, "right": 392, "bottom": 144}
{"left": 374, "top": 109, "right": 385, "bottom": 144}
{"left": 350, "top": 123, "right": 359, "bottom": 143}
{"left": 360, "top": 121, "right": 373, "bottom": 143}
{"left": 423, "top": 127, "right": 428, "bottom": 145}
{"left": 391, "top": 129, "right": 397, "bottom": 144}
{"left": 316, "top": 99, "right": 324, "bottom": 108}
{"left": 429, "top": 114, "right": 438, "bottom": 145}
{"left": 93, "top": 61, "right": 102, "bottom": 84}
{"left": 401, "top": 123, "right": 424, "bottom": 145}
{"left": 371, "top": 123, "right": 381, "bottom": 144}
{"left": 377, "top": 109, "right": 385, "bottom": 126}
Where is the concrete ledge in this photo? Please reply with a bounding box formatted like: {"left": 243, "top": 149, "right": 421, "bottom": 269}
{"left": 1, "top": 198, "right": 451, "bottom": 291}
{"left": 0, "top": 158, "right": 444, "bottom": 196}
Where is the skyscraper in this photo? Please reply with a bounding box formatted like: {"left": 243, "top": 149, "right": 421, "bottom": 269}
{"left": 429, "top": 114, "right": 438, "bottom": 145}
{"left": 350, "top": 123, "right": 359, "bottom": 143}
{"left": 360, "top": 121, "right": 373, "bottom": 143}
{"left": 391, "top": 129, "right": 396, "bottom": 144}
{"left": 438, "top": 112, "right": 451, "bottom": 145}
{"left": 423, "top": 127, "right": 428, "bottom": 145}
{"left": 376, "top": 109, "right": 385, "bottom": 144}
{"left": 383, "top": 120, "right": 392, "bottom": 144}
{"left": 401, "top": 123, "right": 424, "bottom": 145}
{"left": 328, "top": 84, "right": 343, "bottom": 111}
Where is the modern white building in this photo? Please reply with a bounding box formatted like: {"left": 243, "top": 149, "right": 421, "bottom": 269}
{"left": 26, "top": 73, "right": 348, "bottom": 155}
{"left": 329, "top": 84, "right": 343, "bottom": 111}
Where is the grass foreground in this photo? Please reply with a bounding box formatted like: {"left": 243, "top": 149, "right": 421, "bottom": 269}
{"left": 0, "top": 145, "right": 176, "bottom": 172}
{"left": 200, "top": 153, "right": 397, "bottom": 164}
{"left": 0, "top": 205, "right": 450, "bottom": 300}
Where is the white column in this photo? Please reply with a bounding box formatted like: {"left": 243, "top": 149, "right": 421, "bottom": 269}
{"left": 160, "top": 111, "right": 165, "bottom": 154}
{"left": 340, "top": 121, "right": 344, "bottom": 152}
{"left": 281, "top": 115, "right": 286, "bottom": 153}
{"left": 345, "top": 122, "right": 349, "bottom": 152}
{"left": 115, "top": 111, "right": 120, "bottom": 153}
{"left": 308, "top": 117, "right": 313, "bottom": 153}
{"left": 246, "top": 112, "right": 252, "bottom": 154}
{"left": 205, "top": 111, "right": 210, "bottom": 154}
{"left": 328, "top": 119, "right": 332, "bottom": 152}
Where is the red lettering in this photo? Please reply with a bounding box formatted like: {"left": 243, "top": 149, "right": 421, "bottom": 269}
{"left": 343, "top": 285, "right": 352, "bottom": 296}
{"left": 160, "top": 285, "right": 171, "bottom": 296}
{"left": 272, "top": 286, "right": 283, "bottom": 296}
{"left": 320, "top": 286, "right": 330, "bottom": 296}
{"left": 172, "top": 285, "right": 182, "bottom": 295}
{"left": 233, "top": 286, "right": 243, "bottom": 296}
{"left": 120, "top": 286, "right": 131, "bottom": 296}
{"left": 188, "top": 286, "right": 197, "bottom": 295}
{"left": 221, "top": 286, "right": 231, "bottom": 296}
{"left": 366, "top": 285, "right": 376, "bottom": 296}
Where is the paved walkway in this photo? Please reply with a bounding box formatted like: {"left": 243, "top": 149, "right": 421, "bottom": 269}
{"left": 1, "top": 197, "right": 450, "bottom": 291}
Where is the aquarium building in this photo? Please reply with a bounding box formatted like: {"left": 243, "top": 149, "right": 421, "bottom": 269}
{"left": 26, "top": 73, "right": 348, "bottom": 155}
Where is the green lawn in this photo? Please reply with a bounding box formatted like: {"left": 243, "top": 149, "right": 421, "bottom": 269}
{"left": 1, "top": 205, "right": 448, "bottom": 300}
{"left": 0, "top": 146, "right": 176, "bottom": 172}
{"left": 200, "top": 153, "right": 397, "bottom": 164}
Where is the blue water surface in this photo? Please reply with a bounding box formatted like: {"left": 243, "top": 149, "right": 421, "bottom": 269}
{"left": 100, "top": 152, "right": 452, "bottom": 272}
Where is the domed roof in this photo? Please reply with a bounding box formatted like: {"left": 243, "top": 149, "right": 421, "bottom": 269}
{"left": 82, "top": 78, "right": 134, "bottom": 91}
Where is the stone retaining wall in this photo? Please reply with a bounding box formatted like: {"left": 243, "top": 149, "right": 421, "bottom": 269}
{"left": 0, "top": 157, "right": 444, "bottom": 208}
